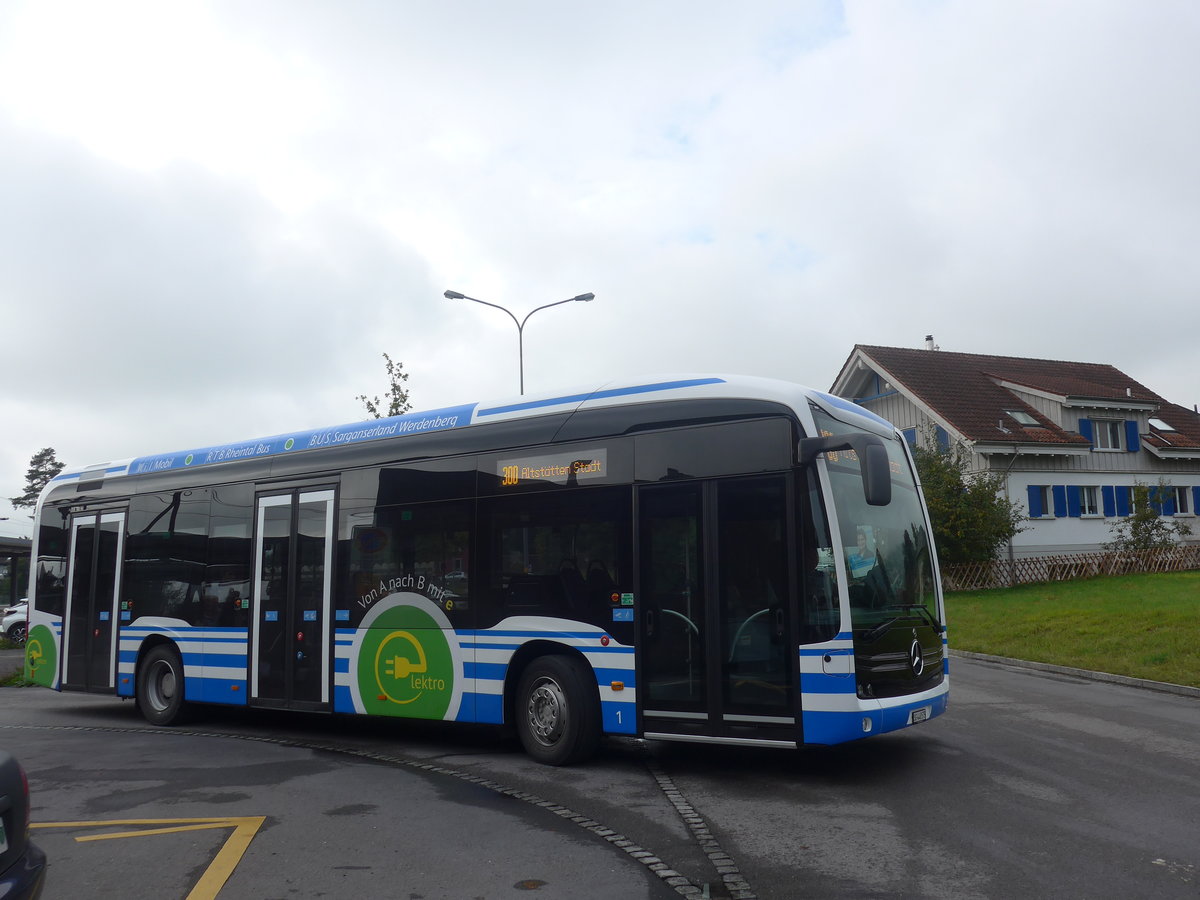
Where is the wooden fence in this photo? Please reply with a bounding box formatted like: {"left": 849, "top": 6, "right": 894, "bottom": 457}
{"left": 940, "top": 545, "right": 1200, "bottom": 591}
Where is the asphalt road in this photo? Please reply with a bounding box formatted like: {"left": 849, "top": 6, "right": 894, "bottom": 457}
{"left": 2, "top": 657, "right": 1198, "bottom": 899}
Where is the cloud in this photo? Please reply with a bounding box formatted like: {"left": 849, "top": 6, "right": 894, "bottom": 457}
{"left": 2, "top": 0, "right": 1200, "bottom": 536}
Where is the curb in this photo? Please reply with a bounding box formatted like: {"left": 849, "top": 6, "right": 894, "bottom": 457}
{"left": 949, "top": 648, "right": 1200, "bottom": 700}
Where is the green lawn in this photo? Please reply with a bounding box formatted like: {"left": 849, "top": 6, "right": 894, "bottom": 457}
{"left": 945, "top": 571, "right": 1200, "bottom": 688}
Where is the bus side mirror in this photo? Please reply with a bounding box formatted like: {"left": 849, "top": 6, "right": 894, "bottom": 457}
{"left": 798, "top": 433, "right": 892, "bottom": 506}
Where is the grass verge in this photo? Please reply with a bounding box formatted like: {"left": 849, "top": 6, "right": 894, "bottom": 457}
{"left": 945, "top": 570, "right": 1200, "bottom": 688}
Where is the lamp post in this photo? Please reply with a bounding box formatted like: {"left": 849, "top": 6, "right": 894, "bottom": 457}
{"left": 443, "top": 290, "right": 595, "bottom": 395}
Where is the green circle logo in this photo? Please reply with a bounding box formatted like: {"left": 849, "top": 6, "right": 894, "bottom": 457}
{"left": 357, "top": 602, "right": 455, "bottom": 719}
{"left": 285, "top": 439, "right": 295, "bottom": 450}
{"left": 185, "top": 454, "right": 194, "bottom": 465}
{"left": 25, "top": 624, "right": 57, "bottom": 686}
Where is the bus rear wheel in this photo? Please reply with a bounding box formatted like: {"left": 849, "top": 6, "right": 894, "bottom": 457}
{"left": 516, "top": 656, "right": 600, "bottom": 766}
{"left": 137, "top": 645, "right": 191, "bottom": 726}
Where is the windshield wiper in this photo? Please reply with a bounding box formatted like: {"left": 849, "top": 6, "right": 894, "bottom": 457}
{"left": 882, "top": 604, "right": 944, "bottom": 633}
{"left": 861, "top": 616, "right": 903, "bottom": 644}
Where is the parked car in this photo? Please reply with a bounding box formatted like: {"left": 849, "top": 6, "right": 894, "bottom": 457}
{"left": 0, "top": 750, "right": 47, "bottom": 899}
{"left": 2, "top": 600, "right": 27, "bottom": 645}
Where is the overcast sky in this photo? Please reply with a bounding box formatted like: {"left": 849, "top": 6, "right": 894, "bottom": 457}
{"left": 2, "top": 0, "right": 1198, "bottom": 538}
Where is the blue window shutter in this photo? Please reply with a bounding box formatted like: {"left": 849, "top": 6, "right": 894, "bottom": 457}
{"left": 1116, "top": 486, "right": 1131, "bottom": 517}
{"left": 1079, "top": 418, "right": 1094, "bottom": 445}
{"left": 1125, "top": 420, "right": 1139, "bottom": 452}
{"left": 902, "top": 427, "right": 917, "bottom": 447}
{"left": 936, "top": 425, "right": 949, "bottom": 450}
{"left": 1066, "top": 486, "right": 1082, "bottom": 517}
{"left": 1102, "top": 486, "right": 1116, "bottom": 517}
{"left": 1194, "top": 487, "right": 1200, "bottom": 516}
{"left": 1027, "top": 486, "right": 1043, "bottom": 518}
{"left": 1148, "top": 486, "right": 1164, "bottom": 515}
{"left": 1052, "top": 486, "right": 1067, "bottom": 517}
{"left": 1163, "top": 492, "right": 1177, "bottom": 516}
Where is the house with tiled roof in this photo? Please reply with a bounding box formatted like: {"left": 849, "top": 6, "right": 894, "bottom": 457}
{"left": 830, "top": 340, "right": 1200, "bottom": 558}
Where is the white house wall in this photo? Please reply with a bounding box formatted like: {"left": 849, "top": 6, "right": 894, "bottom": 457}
{"left": 1005, "top": 470, "right": 1200, "bottom": 556}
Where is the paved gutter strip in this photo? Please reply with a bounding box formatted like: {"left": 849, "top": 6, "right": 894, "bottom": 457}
{"left": 948, "top": 649, "right": 1200, "bottom": 699}
{"left": 643, "top": 755, "right": 757, "bottom": 900}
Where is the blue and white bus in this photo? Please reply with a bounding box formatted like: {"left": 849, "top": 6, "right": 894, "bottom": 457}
{"left": 24, "top": 375, "right": 948, "bottom": 764}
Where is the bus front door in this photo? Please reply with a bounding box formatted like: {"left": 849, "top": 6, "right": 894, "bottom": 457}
{"left": 251, "top": 488, "right": 335, "bottom": 711}
{"left": 638, "top": 476, "right": 797, "bottom": 746}
{"left": 62, "top": 510, "right": 126, "bottom": 693}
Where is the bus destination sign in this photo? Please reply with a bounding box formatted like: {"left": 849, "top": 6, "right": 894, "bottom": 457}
{"left": 498, "top": 448, "right": 608, "bottom": 488}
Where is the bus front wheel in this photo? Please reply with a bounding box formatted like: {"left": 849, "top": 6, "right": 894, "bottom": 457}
{"left": 516, "top": 656, "right": 600, "bottom": 766}
{"left": 137, "top": 645, "right": 191, "bottom": 726}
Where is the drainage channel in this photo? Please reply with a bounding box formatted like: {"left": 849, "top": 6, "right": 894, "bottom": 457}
{"left": 4, "top": 723, "right": 757, "bottom": 899}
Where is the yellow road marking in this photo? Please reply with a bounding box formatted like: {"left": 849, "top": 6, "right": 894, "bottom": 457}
{"left": 32, "top": 816, "right": 266, "bottom": 900}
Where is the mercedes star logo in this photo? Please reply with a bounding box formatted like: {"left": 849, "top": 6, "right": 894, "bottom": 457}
{"left": 910, "top": 639, "right": 924, "bottom": 677}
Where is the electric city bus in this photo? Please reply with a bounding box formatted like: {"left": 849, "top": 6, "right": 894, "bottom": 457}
{"left": 23, "top": 375, "right": 948, "bottom": 764}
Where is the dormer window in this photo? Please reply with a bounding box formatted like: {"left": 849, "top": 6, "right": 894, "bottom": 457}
{"left": 1148, "top": 417, "right": 1176, "bottom": 432}
{"left": 1006, "top": 409, "right": 1039, "bottom": 426}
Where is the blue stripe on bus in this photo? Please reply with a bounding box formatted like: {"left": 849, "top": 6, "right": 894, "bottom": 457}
{"left": 184, "top": 677, "right": 249, "bottom": 705}
{"left": 800, "top": 673, "right": 858, "bottom": 694}
{"left": 334, "top": 684, "right": 355, "bottom": 713}
{"left": 469, "top": 693, "right": 503, "bottom": 724}
{"left": 802, "top": 694, "right": 948, "bottom": 745}
{"left": 602, "top": 701, "right": 637, "bottom": 734}
{"left": 125, "top": 403, "right": 478, "bottom": 477}
{"left": 802, "top": 710, "right": 870, "bottom": 745}
{"left": 809, "top": 390, "right": 896, "bottom": 430}
{"left": 459, "top": 642, "right": 523, "bottom": 651}
{"left": 466, "top": 662, "right": 507, "bottom": 681}
{"left": 170, "top": 652, "right": 249, "bottom": 669}
{"left": 477, "top": 377, "right": 726, "bottom": 417}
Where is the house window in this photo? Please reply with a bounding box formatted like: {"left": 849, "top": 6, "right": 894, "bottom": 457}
{"left": 1092, "top": 419, "right": 1123, "bottom": 451}
{"left": 1079, "top": 486, "right": 1100, "bottom": 517}
{"left": 1148, "top": 417, "right": 1175, "bottom": 432}
{"left": 1174, "top": 487, "right": 1192, "bottom": 516}
{"left": 1006, "top": 409, "right": 1038, "bottom": 426}
{"left": 1030, "top": 485, "right": 1052, "bottom": 518}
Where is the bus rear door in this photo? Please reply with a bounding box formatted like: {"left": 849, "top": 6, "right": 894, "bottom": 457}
{"left": 61, "top": 510, "right": 126, "bottom": 693}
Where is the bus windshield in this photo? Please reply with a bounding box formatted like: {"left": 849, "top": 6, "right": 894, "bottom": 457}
{"left": 810, "top": 408, "right": 939, "bottom": 633}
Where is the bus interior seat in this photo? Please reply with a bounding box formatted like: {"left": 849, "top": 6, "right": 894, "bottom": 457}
{"left": 557, "top": 560, "right": 587, "bottom": 614}
{"left": 587, "top": 560, "right": 616, "bottom": 602}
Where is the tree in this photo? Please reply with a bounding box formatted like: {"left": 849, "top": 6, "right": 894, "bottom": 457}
{"left": 1106, "top": 480, "right": 1193, "bottom": 552}
{"left": 912, "top": 434, "right": 1024, "bottom": 565}
{"left": 11, "top": 447, "right": 65, "bottom": 509}
{"left": 357, "top": 352, "right": 412, "bottom": 419}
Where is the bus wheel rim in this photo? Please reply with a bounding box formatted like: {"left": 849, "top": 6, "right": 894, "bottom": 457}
{"left": 527, "top": 677, "right": 567, "bottom": 746}
{"left": 149, "top": 660, "right": 176, "bottom": 710}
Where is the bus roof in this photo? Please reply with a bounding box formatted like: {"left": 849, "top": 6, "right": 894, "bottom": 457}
{"left": 47, "top": 374, "right": 894, "bottom": 486}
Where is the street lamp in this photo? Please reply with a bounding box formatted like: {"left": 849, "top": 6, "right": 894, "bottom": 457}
{"left": 444, "top": 289, "right": 595, "bottom": 395}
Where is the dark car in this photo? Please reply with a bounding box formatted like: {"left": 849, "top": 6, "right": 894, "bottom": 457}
{"left": 0, "top": 750, "right": 46, "bottom": 899}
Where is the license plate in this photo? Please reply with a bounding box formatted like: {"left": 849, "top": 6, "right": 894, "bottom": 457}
{"left": 909, "top": 707, "right": 929, "bottom": 725}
